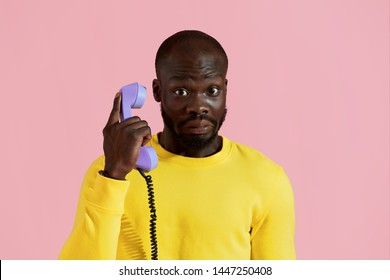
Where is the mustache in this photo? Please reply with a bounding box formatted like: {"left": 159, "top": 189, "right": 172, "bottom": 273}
{"left": 178, "top": 113, "right": 218, "bottom": 127}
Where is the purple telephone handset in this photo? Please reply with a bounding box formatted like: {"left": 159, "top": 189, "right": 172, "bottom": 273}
{"left": 119, "top": 83, "right": 158, "bottom": 172}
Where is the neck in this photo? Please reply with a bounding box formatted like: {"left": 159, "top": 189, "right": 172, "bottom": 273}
{"left": 158, "top": 129, "right": 223, "bottom": 158}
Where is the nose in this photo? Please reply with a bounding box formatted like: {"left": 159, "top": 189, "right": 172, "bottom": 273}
{"left": 186, "top": 93, "right": 208, "bottom": 115}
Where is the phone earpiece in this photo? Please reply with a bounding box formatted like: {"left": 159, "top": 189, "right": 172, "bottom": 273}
{"left": 120, "top": 83, "right": 147, "bottom": 121}
{"left": 119, "top": 83, "right": 158, "bottom": 172}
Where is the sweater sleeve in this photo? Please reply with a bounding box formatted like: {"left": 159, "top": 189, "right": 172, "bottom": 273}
{"left": 59, "top": 157, "right": 130, "bottom": 259}
{"left": 250, "top": 168, "right": 296, "bottom": 260}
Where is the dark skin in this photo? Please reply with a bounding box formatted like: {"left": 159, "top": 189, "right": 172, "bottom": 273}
{"left": 103, "top": 39, "right": 228, "bottom": 180}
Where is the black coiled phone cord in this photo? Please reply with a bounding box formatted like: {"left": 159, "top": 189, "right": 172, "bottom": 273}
{"left": 137, "top": 168, "right": 158, "bottom": 260}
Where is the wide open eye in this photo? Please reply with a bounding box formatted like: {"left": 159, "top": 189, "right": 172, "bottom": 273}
{"left": 207, "top": 86, "right": 220, "bottom": 96}
{"left": 173, "top": 88, "right": 189, "bottom": 96}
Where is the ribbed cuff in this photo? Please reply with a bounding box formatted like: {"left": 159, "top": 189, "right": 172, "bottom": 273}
{"left": 86, "top": 173, "right": 130, "bottom": 212}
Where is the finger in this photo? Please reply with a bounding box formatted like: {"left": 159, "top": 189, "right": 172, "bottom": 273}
{"left": 115, "top": 117, "right": 148, "bottom": 131}
{"left": 106, "top": 93, "right": 121, "bottom": 126}
{"left": 141, "top": 131, "right": 152, "bottom": 146}
{"left": 133, "top": 126, "right": 152, "bottom": 146}
{"left": 121, "top": 122, "right": 151, "bottom": 143}
{"left": 116, "top": 116, "right": 142, "bottom": 128}
{"left": 140, "top": 124, "right": 152, "bottom": 146}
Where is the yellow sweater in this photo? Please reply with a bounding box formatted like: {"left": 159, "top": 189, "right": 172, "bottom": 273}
{"left": 59, "top": 135, "right": 296, "bottom": 260}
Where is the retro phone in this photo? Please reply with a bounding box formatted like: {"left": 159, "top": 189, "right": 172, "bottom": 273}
{"left": 119, "top": 82, "right": 159, "bottom": 260}
{"left": 119, "top": 83, "right": 158, "bottom": 172}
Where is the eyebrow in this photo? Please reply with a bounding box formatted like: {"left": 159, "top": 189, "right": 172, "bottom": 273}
{"left": 169, "top": 74, "right": 224, "bottom": 82}
{"left": 169, "top": 76, "right": 191, "bottom": 81}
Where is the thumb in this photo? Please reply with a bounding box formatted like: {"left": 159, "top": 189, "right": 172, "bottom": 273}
{"left": 106, "top": 92, "right": 121, "bottom": 126}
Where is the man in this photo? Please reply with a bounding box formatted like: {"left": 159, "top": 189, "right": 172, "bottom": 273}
{"left": 59, "top": 30, "right": 296, "bottom": 260}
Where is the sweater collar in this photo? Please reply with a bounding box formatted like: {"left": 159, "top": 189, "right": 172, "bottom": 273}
{"left": 150, "top": 134, "right": 232, "bottom": 167}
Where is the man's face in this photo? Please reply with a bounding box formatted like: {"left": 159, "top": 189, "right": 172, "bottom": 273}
{"left": 153, "top": 40, "right": 228, "bottom": 150}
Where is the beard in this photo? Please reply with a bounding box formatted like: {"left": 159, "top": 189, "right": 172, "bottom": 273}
{"left": 161, "top": 105, "right": 227, "bottom": 151}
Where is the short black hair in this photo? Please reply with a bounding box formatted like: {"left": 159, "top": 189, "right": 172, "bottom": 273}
{"left": 155, "top": 30, "right": 228, "bottom": 77}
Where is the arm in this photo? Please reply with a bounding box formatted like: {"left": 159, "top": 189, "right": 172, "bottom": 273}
{"left": 59, "top": 92, "right": 152, "bottom": 259}
{"left": 59, "top": 157, "right": 130, "bottom": 259}
{"left": 251, "top": 168, "right": 296, "bottom": 260}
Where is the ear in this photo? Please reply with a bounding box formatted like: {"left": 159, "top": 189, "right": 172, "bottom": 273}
{"left": 152, "top": 79, "right": 161, "bottom": 102}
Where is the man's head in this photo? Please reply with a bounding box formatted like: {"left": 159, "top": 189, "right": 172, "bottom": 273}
{"left": 155, "top": 30, "right": 228, "bottom": 79}
{"left": 153, "top": 30, "right": 228, "bottom": 154}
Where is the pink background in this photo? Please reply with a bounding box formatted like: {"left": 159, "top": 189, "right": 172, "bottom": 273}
{"left": 0, "top": 0, "right": 388, "bottom": 259}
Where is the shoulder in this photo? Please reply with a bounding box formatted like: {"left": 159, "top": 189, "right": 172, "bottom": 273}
{"left": 225, "top": 137, "right": 283, "bottom": 173}
{"left": 226, "top": 138, "right": 294, "bottom": 205}
{"left": 89, "top": 155, "right": 105, "bottom": 170}
{"left": 83, "top": 155, "right": 105, "bottom": 180}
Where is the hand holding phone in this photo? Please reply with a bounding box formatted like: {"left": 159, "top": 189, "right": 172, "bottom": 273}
{"left": 102, "top": 83, "right": 157, "bottom": 180}
{"left": 119, "top": 83, "right": 158, "bottom": 172}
